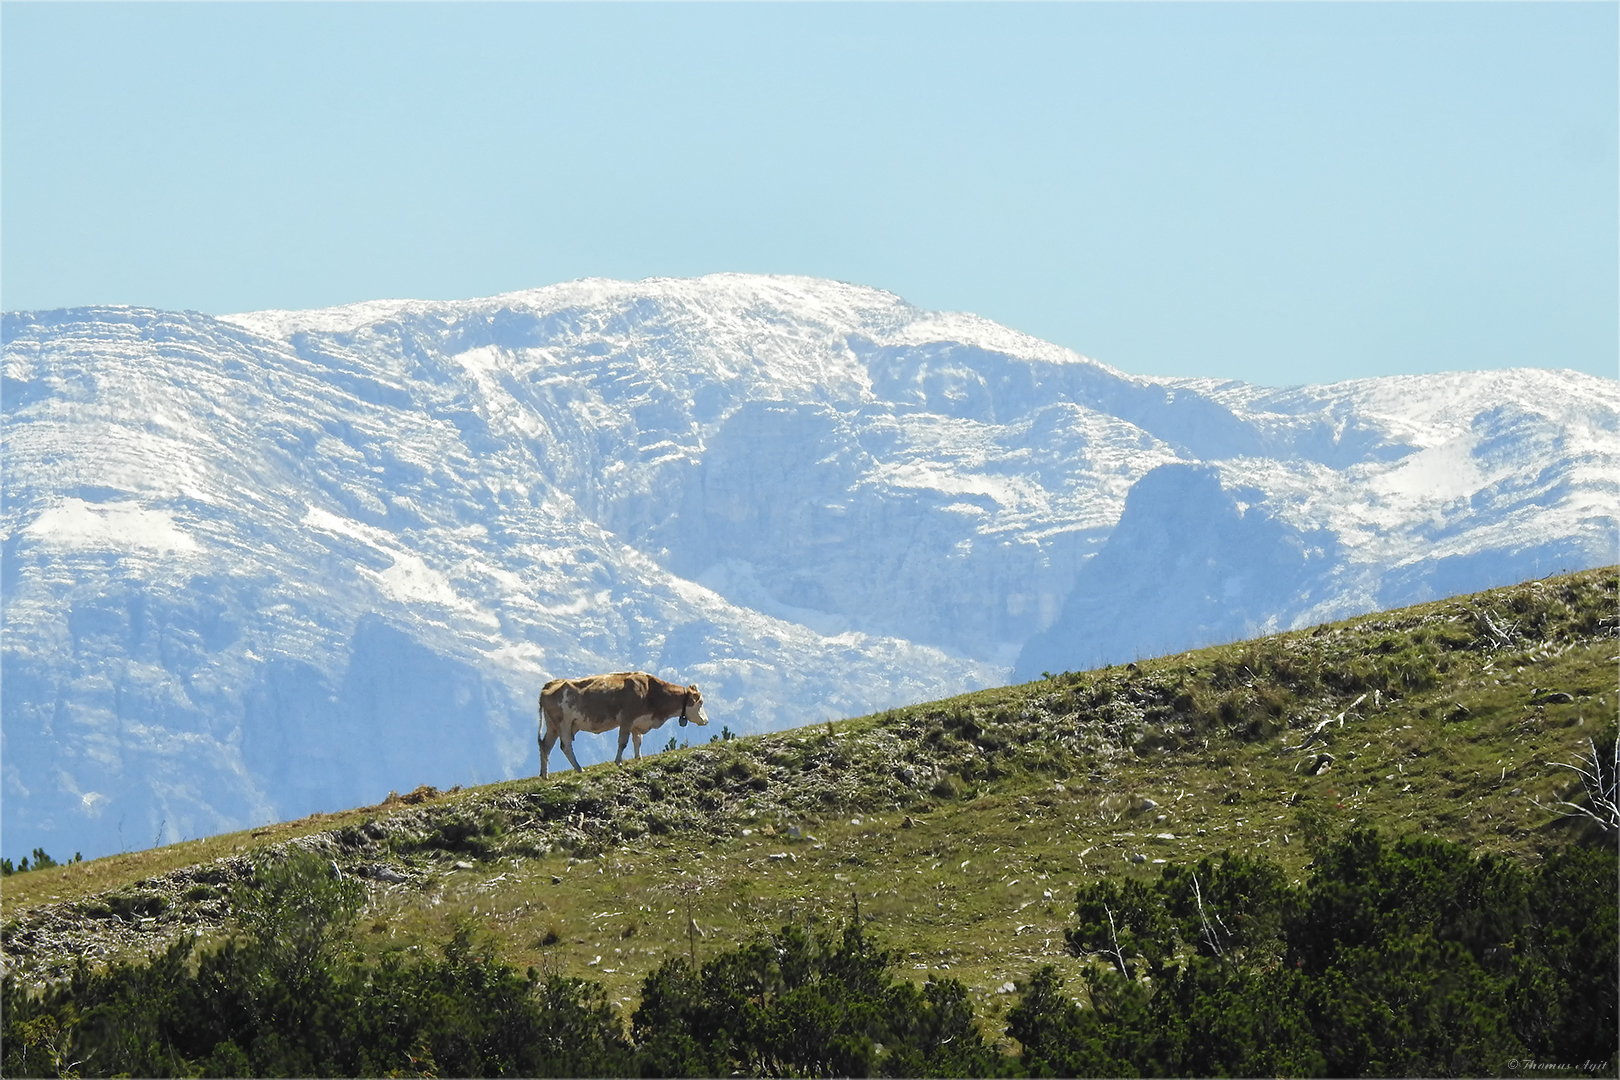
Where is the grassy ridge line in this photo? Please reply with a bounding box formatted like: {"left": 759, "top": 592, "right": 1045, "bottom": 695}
{"left": 2, "top": 568, "right": 1615, "bottom": 1006}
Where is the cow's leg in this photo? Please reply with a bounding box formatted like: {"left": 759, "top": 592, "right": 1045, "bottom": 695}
{"left": 632, "top": 732, "right": 643, "bottom": 760}
{"left": 616, "top": 722, "right": 633, "bottom": 765}
{"left": 559, "top": 729, "right": 585, "bottom": 773}
{"left": 539, "top": 721, "right": 559, "bottom": 779}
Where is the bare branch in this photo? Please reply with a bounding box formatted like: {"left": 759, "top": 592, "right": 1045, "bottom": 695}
{"left": 1192, "top": 871, "right": 1225, "bottom": 960}
{"left": 1532, "top": 735, "right": 1619, "bottom": 833}
{"left": 1102, "top": 902, "right": 1129, "bottom": 979}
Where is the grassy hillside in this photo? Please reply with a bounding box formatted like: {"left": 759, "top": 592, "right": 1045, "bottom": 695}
{"left": 3, "top": 567, "right": 1615, "bottom": 1029}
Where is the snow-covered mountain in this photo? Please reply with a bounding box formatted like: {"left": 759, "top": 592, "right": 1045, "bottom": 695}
{"left": 4, "top": 274, "right": 1616, "bottom": 861}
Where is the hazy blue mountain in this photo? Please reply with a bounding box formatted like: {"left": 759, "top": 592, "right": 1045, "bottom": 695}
{"left": 4, "top": 274, "right": 1615, "bottom": 859}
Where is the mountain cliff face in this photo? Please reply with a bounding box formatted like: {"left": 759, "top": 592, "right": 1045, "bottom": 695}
{"left": 1013, "top": 463, "right": 1336, "bottom": 679}
{"left": 4, "top": 274, "right": 1616, "bottom": 859}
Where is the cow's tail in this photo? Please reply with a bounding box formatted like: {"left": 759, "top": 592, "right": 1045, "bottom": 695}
{"left": 537, "top": 677, "right": 551, "bottom": 778}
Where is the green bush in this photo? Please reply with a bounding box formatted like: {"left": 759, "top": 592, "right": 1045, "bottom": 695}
{"left": 234, "top": 850, "right": 364, "bottom": 987}
{"left": 2, "top": 848, "right": 75, "bottom": 876}
{"left": 1037, "top": 830, "right": 1618, "bottom": 1077}
{"left": 632, "top": 915, "right": 999, "bottom": 1078}
{"left": 0, "top": 851, "right": 637, "bottom": 1078}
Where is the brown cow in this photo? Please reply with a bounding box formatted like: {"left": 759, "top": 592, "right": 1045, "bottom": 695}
{"left": 538, "top": 671, "right": 710, "bottom": 777}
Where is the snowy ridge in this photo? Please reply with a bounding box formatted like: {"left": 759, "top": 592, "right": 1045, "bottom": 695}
{"left": 3, "top": 274, "right": 1616, "bottom": 860}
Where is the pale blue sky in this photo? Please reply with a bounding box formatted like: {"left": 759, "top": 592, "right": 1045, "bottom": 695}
{"left": 3, "top": 2, "right": 1615, "bottom": 386}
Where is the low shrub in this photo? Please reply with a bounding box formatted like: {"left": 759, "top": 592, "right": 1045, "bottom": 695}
{"left": 1036, "top": 830, "right": 1618, "bottom": 1077}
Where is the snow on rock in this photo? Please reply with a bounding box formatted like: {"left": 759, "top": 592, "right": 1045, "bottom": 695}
{"left": 3, "top": 274, "right": 1615, "bottom": 860}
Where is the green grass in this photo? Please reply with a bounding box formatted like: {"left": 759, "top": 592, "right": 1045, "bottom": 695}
{"left": 4, "top": 567, "right": 1615, "bottom": 1029}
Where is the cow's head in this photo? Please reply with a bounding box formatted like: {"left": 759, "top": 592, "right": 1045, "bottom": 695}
{"left": 679, "top": 684, "right": 709, "bottom": 728}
